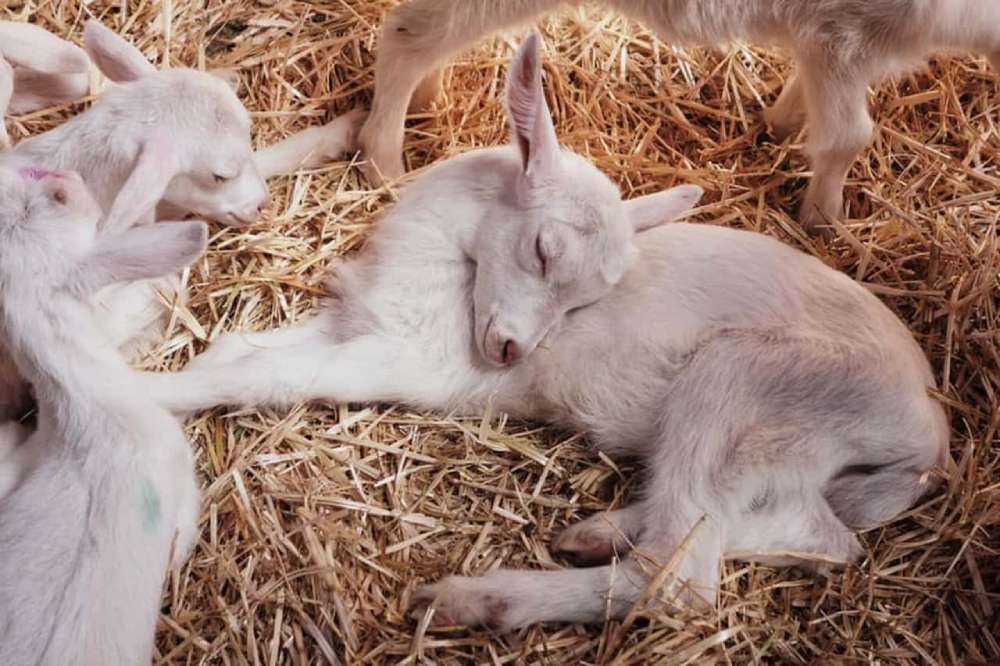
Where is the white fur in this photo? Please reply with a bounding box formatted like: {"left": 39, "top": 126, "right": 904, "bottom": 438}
{"left": 253, "top": 108, "right": 366, "bottom": 179}
{"left": 0, "top": 164, "right": 206, "bottom": 662}
{"left": 142, "top": 37, "right": 949, "bottom": 631}
{"left": 0, "top": 54, "right": 11, "bottom": 151}
{"left": 0, "top": 21, "right": 90, "bottom": 130}
{"left": 358, "top": 0, "right": 1000, "bottom": 230}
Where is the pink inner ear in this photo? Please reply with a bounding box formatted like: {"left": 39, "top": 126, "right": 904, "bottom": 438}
{"left": 506, "top": 33, "right": 560, "bottom": 182}
{"left": 18, "top": 168, "right": 62, "bottom": 181}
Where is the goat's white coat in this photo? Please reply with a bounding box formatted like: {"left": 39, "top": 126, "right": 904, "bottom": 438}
{"left": 144, "top": 36, "right": 949, "bottom": 631}
{"left": 357, "top": 0, "right": 1000, "bottom": 229}
{"left": 0, "top": 165, "right": 206, "bottom": 663}
{"left": 0, "top": 55, "right": 11, "bottom": 150}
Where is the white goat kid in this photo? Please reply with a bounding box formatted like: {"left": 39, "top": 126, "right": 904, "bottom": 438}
{"left": 145, "top": 35, "right": 948, "bottom": 630}
{"left": 0, "top": 22, "right": 91, "bottom": 149}
{"left": 358, "top": 0, "right": 1000, "bottom": 230}
{"left": 8, "top": 20, "right": 270, "bottom": 231}
{"left": 0, "top": 19, "right": 264, "bottom": 418}
{"left": 0, "top": 164, "right": 206, "bottom": 663}
{"left": 0, "top": 20, "right": 359, "bottom": 419}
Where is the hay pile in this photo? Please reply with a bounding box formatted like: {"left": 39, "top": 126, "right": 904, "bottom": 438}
{"left": 4, "top": 1, "right": 998, "bottom": 663}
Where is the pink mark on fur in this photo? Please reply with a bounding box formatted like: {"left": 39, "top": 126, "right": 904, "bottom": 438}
{"left": 18, "top": 168, "right": 62, "bottom": 181}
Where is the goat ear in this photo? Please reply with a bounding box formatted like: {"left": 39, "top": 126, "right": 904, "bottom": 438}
{"left": 10, "top": 68, "right": 90, "bottom": 114}
{"left": 83, "top": 20, "right": 156, "bottom": 83}
{"left": 505, "top": 33, "right": 560, "bottom": 182}
{"left": 624, "top": 185, "right": 703, "bottom": 232}
{"left": 0, "top": 22, "right": 90, "bottom": 74}
{"left": 72, "top": 222, "right": 208, "bottom": 293}
{"left": 102, "top": 132, "right": 182, "bottom": 231}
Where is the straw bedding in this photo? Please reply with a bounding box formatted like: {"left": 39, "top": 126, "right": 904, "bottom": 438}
{"left": 3, "top": 1, "right": 998, "bottom": 663}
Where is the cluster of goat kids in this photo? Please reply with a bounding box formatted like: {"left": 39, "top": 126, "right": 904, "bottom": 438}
{"left": 3, "top": 0, "right": 993, "bottom": 660}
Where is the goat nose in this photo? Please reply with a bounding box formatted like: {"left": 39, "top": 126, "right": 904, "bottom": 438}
{"left": 501, "top": 339, "right": 520, "bottom": 365}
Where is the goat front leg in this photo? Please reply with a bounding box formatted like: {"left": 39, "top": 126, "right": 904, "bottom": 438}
{"left": 799, "top": 62, "right": 873, "bottom": 233}
{"left": 184, "top": 317, "right": 330, "bottom": 370}
{"left": 358, "top": 0, "right": 566, "bottom": 183}
{"left": 253, "top": 109, "right": 365, "bottom": 179}
{"left": 141, "top": 326, "right": 446, "bottom": 414}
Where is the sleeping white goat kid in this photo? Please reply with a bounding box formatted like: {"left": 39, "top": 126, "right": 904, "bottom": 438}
{"left": 359, "top": 0, "right": 1000, "bottom": 230}
{"left": 145, "top": 35, "right": 949, "bottom": 630}
{"left": 0, "top": 165, "right": 206, "bottom": 663}
{"left": 0, "top": 20, "right": 359, "bottom": 419}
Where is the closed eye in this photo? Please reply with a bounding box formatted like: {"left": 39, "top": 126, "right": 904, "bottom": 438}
{"left": 535, "top": 233, "right": 547, "bottom": 277}
{"left": 213, "top": 173, "right": 230, "bottom": 184}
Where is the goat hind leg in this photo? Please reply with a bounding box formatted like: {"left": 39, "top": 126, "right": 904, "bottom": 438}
{"left": 409, "top": 67, "right": 444, "bottom": 112}
{"left": 764, "top": 71, "right": 806, "bottom": 141}
{"left": 411, "top": 560, "right": 647, "bottom": 631}
{"left": 415, "top": 495, "right": 724, "bottom": 631}
{"left": 726, "top": 485, "right": 863, "bottom": 573}
{"left": 413, "top": 524, "right": 722, "bottom": 632}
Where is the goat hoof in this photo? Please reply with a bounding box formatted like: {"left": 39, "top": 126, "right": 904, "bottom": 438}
{"left": 357, "top": 125, "right": 406, "bottom": 185}
{"left": 552, "top": 514, "right": 634, "bottom": 566}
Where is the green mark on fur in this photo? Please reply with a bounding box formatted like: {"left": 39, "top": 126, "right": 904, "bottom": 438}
{"left": 140, "top": 478, "right": 161, "bottom": 532}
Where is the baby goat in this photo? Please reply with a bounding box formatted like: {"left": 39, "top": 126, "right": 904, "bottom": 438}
{"left": 0, "top": 20, "right": 359, "bottom": 418}
{"left": 0, "top": 165, "right": 206, "bottom": 662}
{"left": 0, "top": 19, "right": 265, "bottom": 419}
{"left": 8, "top": 20, "right": 270, "bottom": 231}
{"left": 358, "top": 0, "right": 1000, "bottom": 230}
{"left": 145, "top": 35, "right": 948, "bottom": 630}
